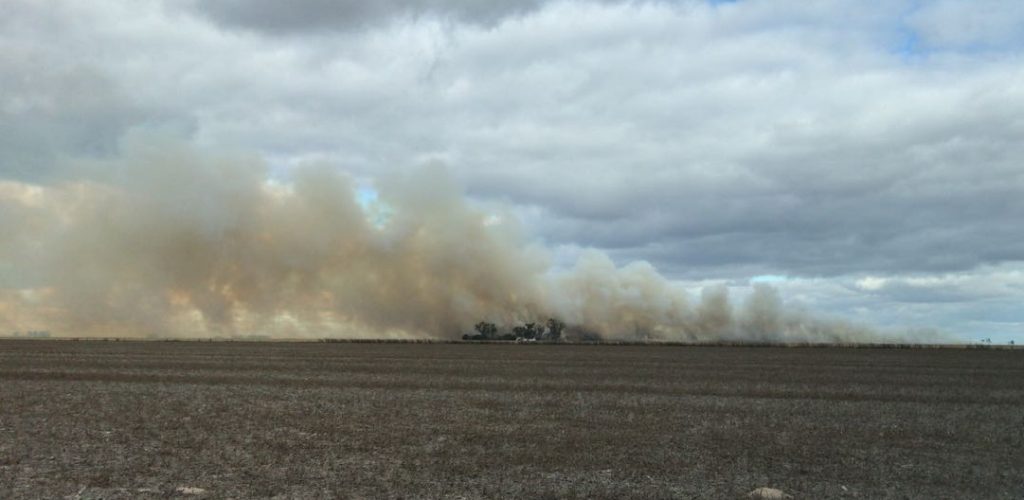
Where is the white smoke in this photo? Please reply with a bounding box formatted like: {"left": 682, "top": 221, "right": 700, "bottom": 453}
{"left": 0, "top": 138, "right": 915, "bottom": 342}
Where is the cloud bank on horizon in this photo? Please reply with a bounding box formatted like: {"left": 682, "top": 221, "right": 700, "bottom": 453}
{"left": 1, "top": 0, "right": 1022, "bottom": 341}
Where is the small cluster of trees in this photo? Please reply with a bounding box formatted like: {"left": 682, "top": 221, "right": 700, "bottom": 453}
{"left": 463, "top": 318, "right": 566, "bottom": 342}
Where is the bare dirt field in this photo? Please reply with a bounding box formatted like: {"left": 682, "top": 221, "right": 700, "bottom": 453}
{"left": 1, "top": 340, "right": 1022, "bottom": 499}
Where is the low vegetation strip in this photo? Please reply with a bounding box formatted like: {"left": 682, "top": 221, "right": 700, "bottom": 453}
{"left": 8, "top": 336, "right": 1020, "bottom": 349}
{"left": 1, "top": 340, "right": 1022, "bottom": 499}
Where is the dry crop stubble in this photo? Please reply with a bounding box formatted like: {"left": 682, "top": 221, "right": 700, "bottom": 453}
{"left": 0, "top": 340, "right": 1022, "bottom": 498}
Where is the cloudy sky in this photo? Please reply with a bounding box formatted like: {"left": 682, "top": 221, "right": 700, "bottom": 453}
{"left": 2, "top": 0, "right": 1023, "bottom": 342}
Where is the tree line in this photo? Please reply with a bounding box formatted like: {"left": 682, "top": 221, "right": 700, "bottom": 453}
{"left": 462, "top": 318, "right": 566, "bottom": 341}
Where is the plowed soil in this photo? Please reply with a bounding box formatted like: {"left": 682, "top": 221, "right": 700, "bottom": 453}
{"left": 1, "top": 340, "right": 1022, "bottom": 499}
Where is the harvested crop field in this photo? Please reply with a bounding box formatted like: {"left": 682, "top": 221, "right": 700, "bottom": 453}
{"left": 1, "top": 340, "right": 1022, "bottom": 499}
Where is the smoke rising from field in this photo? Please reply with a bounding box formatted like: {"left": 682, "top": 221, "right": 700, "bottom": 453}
{"left": 0, "top": 139, "right": 899, "bottom": 341}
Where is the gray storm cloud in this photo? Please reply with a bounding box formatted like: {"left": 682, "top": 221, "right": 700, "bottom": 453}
{"left": 0, "top": 138, "right": 902, "bottom": 342}
{"left": 194, "top": 0, "right": 551, "bottom": 33}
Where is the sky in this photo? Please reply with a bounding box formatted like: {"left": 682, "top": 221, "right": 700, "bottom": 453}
{"left": 1, "top": 0, "right": 1023, "bottom": 342}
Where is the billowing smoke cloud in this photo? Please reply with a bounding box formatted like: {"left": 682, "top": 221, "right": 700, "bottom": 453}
{"left": 0, "top": 138, "right": 914, "bottom": 341}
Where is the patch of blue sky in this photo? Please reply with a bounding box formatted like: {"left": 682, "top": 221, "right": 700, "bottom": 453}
{"left": 263, "top": 156, "right": 294, "bottom": 183}
{"left": 355, "top": 184, "right": 393, "bottom": 228}
{"left": 893, "top": 0, "right": 1024, "bottom": 58}
{"left": 355, "top": 184, "right": 378, "bottom": 209}
{"left": 894, "top": 27, "right": 922, "bottom": 61}
{"left": 890, "top": 0, "right": 927, "bottom": 61}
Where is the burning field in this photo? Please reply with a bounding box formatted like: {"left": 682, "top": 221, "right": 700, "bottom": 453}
{"left": 1, "top": 339, "right": 1021, "bottom": 499}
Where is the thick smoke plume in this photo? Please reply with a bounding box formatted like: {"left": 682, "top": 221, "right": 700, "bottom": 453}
{"left": 0, "top": 139, "right": 898, "bottom": 341}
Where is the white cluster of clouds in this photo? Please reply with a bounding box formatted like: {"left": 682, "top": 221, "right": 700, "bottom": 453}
{"left": 1, "top": 0, "right": 1022, "bottom": 341}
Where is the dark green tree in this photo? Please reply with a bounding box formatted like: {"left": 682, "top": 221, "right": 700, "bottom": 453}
{"left": 546, "top": 318, "right": 565, "bottom": 340}
{"left": 474, "top": 322, "right": 497, "bottom": 339}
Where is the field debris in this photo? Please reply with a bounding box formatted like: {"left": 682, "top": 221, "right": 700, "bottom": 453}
{"left": 175, "top": 486, "right": 207, "bottom": 495}
{"left": 748, "top": 487, "right": 792, "bottom": 499}
{"left": 67, "top": 486, "right": 157, "bottom": 499}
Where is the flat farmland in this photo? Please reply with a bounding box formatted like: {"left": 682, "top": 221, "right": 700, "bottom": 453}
{"left": 1, "top": 340, "right": 1022, "bottom": 499}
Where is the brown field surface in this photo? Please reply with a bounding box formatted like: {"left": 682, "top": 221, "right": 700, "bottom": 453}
{"left": 1, "top": 340, "right": 1022, "bottom": 499}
